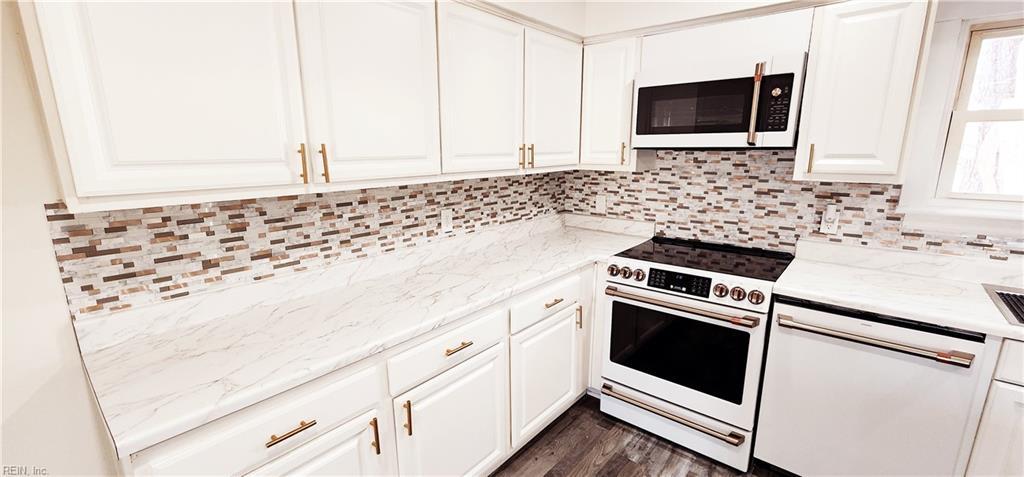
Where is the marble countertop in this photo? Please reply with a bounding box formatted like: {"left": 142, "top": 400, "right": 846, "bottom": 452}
{"left": 775, "top": 241, "right": 1024, "bottom": 341}
{"left": 75, "top": 214, "right": 651, "bottom": 457}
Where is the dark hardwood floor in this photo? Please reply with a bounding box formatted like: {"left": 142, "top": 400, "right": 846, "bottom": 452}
{"left": 492, "top": 396, "right": 789, "bottom": 477}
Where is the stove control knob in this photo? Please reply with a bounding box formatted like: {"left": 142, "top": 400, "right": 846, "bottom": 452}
{"left": 607, "top": 264, "right": 620, "bottom": 277}
{"left": 633, "top": 269, "right": 646, "bottom": 282}
{"left": 620, "top": 267, "right": 633, "bottom": 279}
{"left": 748, "top": 290, "right": 765, "bottom": 305}
{"left": 730, "top": 286, "right": 747, "bottom": 301}
{"left": 713, "top": 283, "right": 730, "bottom": 298}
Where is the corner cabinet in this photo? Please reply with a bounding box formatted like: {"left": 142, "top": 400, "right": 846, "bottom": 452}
{"left": 793, "top": 1, "right": 929, "bottom": 183}
{"left": 580, "top": 38, "right": 640, "bottom": 170}
{"left": 29, "top": 2, "right": 309, "bottom": 197}
{"left": 392, "top": 342, "right": 510, "bottom": 476}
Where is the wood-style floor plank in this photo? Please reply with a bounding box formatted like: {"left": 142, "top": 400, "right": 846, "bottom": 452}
{"left": 492, "top": 396, "right": 789, "bottom": 477}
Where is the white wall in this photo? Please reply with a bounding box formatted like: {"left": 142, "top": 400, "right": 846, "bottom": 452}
{"left": 1, "top": 3, "right": 118, "bottom": 474}
{"left": 583, "top": 0, "right": 788, "bottom": 36}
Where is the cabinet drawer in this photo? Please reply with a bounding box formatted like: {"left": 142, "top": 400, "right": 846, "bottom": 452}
{"left": 387, "top": 308, "right": 507, "bottom": 395}
{"left": 996, "top": 339, "right": 1024, "bottom": 386}
{"left": 510, "top": 273, "right": 581, "bottom": 334}
{"left": 131, "top": 364, "right": 383, "bottom": 476}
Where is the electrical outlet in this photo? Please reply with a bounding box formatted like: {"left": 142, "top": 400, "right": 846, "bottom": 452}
{"left": 819, "top": 203, "right": 840, "bottom": 235}
{"left": 595, "top": 195, "right": 608, "bottom": 215}
{"left": 440, "top": 209, "right": 454, "bottom": 233}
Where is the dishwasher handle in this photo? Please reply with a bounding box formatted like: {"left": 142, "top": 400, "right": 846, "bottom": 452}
{"left": 777, "top": 314, "right": 975, "bottom": 368}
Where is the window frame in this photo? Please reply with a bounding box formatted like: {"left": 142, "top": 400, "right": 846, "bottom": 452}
{"left": 934, "top": 20, "right": 1024, "bottom": 202}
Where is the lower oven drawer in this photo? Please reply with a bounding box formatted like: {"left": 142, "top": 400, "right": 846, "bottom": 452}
{"left": 755, "top": 301, "right": 991, "bottom": 476}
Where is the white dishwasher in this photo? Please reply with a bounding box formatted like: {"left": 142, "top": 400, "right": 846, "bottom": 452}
{"left": 755, "top": 298, "right": 999, "bottom": 476}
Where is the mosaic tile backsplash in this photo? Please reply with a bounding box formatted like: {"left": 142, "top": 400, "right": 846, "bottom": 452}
{"left": 562, "top": 149, "right": 1023, "bottom": 260}
{"left": 46, "top": 175, "right": 561, "bottom": 318}
{"left": 47, "top": 149, "right": 1023, "bottom": 319}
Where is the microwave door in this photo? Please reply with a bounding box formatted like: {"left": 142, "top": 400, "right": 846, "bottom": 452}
{"left": 636, "top": 77, "right": 755, "bottom": 138}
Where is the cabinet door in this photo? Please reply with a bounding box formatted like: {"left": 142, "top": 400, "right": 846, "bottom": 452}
{"left": 296, "top": 1, "right": 441, "bottom": 183}
{"left": 248, "top": 410, "right": 392, "bottom": 476}
{"left": 580, "top": 38, "right": 637, "bottom": 167}
{"left": 438, "top": 3, "right": 524, "bottom": 173}
{"left": 795, "top": 1, "right": 927, "bottom": 179}
{"left": 393, "top": 342, "right": 509, "bottom": 476}
{"left": 524, "top": 29, "right": 582, "bottom": 169}
{"left": 33, "top": 2, "right": 307, "bottom": 196}
{"left": 967, "top": 381, "right": 1024, "bottom": 476}
{"left": 510, "top": 306, "right": 582, "bottom": 447}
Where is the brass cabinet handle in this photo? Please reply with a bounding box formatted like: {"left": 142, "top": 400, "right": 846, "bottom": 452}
{"left": 806, "top": 143, "right": 815, "bottom": 174}
{"left": 746, "top": 62, "right": 766, "bottom": 146}
{"left": 777, "top": 314, "right": 975, "bottom": 367}
{"left": 297, "top": 143, "right": 310, "bottom": 184}
{"left": 369, "top": 417, "right": 381, "bottom": 455}
{"left": 620, "top": 142, "right": 626, "bottom": 165}
{"left": 602, "top": 384, "right": 745, "bottom": 446}
{"left": 544, "top": 298, "right": 564, "bottom": 309}
{"left": 319, "top": 143, "right": 331, "bottom": 183}
{"left": 402, "top": 400, "right": 413, "bottom": 436}
{"left": 444, "top": 340, "right": 473, "bottom": 357}
{"left": 528, "top": 144, "right": 535, "bottom": 168}
{"left": 265, "top": 419, "right": 317, "bottom": 448}
{"left": 605, "top": 286, "right": 759, "bottom": 328}
{"left": 576, "top": 305, "right": 583, "bottom": 329}
{"left": 518, "top": 144, "right": 526, "bottom": 168}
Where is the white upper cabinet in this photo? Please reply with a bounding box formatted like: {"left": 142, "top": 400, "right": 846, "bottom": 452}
{"left": 438, "top": 2, "right": 525, "bottom": 173}
{"left": 295, "top": 1, "right": 441, "bottom": 183}
{"left": 794, "top": 1, "right": 929, "bottom": 181}
{"left": 580, "top": 38, "right": 638, "bottom": 167}
{"left": 32, "top": 2, "right": 308, "bottom": 197}
{"left": 524, "top": 29, "right": 583, "bottom": 168}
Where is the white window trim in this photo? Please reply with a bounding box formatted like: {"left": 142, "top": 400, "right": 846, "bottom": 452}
{"left": 899, "top": 11, "right": 1024, "bottom": 237}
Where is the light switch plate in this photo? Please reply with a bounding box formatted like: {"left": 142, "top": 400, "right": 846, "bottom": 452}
{"left": 440, "top": 209, "right": 454, "bottom": 233}
{"left": 595, "top": 196, "right": 608, "bottom": 215}
{"left": 819, "top": 203, "right": 840, "bottom": 235}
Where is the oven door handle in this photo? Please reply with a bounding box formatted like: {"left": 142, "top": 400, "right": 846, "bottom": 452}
{"left": 605, "top": 286, "right": 760, "bottom": 328}
{"left": 602, "top": 384, "right": 745, "bottom": 446}
{"left": 746, "top": 61, "right": 766, "bottom": 146}
{"left": 777, "top": 314, "right": 975, "bottom": 368}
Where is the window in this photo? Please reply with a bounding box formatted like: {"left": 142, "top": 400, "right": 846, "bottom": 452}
{"left": 936, "top": 21, "right": 1024, "bottom": 201}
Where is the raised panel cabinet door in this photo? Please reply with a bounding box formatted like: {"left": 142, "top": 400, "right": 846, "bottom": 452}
{"left": 248, "top": 410, "right": 392, "bottom": 476}
{"left": 795, "top": 1, "right": 928, "bottom": 178}
{"left": 967, "top": 381, "right": 1024, "bottom": 476}
{"left": 296, "top": 1, "right": 441, "bottom": 183}
{"left": 580, "top": 38, "right": 637, "bottom": 166}
{"left": 33, "top": 2, "right": 308, "bottom": 196}
{"left": 524, "top": 29, "right": 583, "bottom": 169}
{"left": 393, "top": 342, "right": 510, "bottom": 476}
{"left": 438, "top": 2, "right": 524, "bottom": 173}
{"left": 510, "top": 306, "right": 581, "bottom": 447}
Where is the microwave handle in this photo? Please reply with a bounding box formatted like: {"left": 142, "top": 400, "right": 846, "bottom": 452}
{"left": 746, "top": 62, "right": 766, "bottom": 146}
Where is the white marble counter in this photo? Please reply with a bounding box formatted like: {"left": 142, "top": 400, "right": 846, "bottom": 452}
{"left": 74, "top": 214, "right": 651, "bottom": 457}
{"left": 775, "top": 240, "right": 1024, "bottom": 341}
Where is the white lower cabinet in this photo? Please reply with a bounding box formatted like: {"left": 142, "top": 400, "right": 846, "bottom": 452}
{"left": 393, "top": 342, "right": 510, "bottom": 476}
{"left": 248, "top": 409, "right": 391, "bottom": 476}
{"left": 510, "top": 305, "right": 583, "bottom": 447}
{"left": 968, "top": 380, "right": 1024, "bottom": 476}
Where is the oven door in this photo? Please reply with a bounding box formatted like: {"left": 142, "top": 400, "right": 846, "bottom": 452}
{"left": 631, "top": 52, "right": 805, "bottom": 149}
{"left": 601, "top": 284, "right": 765, "bottom": 430}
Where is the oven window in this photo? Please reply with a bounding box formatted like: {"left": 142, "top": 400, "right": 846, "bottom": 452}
{"left": 636, "top": 77, "right": 754, "bottom": 135}
{"left": 609, "top": 300, "right": 749, "bottom": 404}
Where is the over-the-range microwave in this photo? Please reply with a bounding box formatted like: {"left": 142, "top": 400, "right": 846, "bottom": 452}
{"left": 632, "top": 52, "right": 807, "bottom": 149}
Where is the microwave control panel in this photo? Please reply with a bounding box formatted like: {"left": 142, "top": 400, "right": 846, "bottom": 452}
{"left": 758, "top": 73, "right": 795, "bottom": 132}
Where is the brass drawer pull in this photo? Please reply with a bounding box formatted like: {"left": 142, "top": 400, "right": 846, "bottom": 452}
{"left": 620, "top": 142, "right": 626, "bottom": 165}
{"left": 576, "top": 305, "right": 583, "bottom": 329}
{"left": 806, "top": 143, "right": 815, "bottom": 173}
{"left": 518, "top": 144, "right": 526, "bottom": 168}
{"left": 444, "top": 340, "right": 473, "bottom": 357}
{"left": 265, "top": 419, "right": 317, "bottom": 448}
{"left": 528, "top": 143, "right": 535, "bottom": 168}
{"left": 319, "top": 143, "right": 331, "bottom": 183}
{"left": 369, "top": 417, "right": 381, "bottom": 455}
{"left": 545, "top": 298, "right": 564, "bottom": 309}
{"left": 297, "top": 143, "right": 310, "bottom": 184}
{"left": 403, "top": 400, "right": 413, "bottom": 436}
